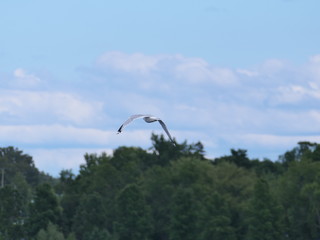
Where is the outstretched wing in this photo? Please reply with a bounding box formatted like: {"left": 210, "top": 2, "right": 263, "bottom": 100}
{"left": 158, "top": 120, "right": 175, "bottom": 145}
{"left": 117, "top": 114, "right": 147, "bottom": 133}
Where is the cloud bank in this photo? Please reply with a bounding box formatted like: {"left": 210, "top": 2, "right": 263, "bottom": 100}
{"left": 1, "top": 54, "right": 320, "bottom": 175}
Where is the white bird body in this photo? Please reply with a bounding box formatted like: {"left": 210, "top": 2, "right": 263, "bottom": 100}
{"left": 117, "top": 114, "right": 175, "bottom": 145}
{"left": 143, "top": 116, "right": 159, "bottom": 123}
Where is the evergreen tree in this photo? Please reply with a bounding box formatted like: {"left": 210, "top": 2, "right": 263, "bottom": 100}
{"left": 115, "top": 183, "right": 153, "bottom": 240}
{"left": 169, "top": 187, "right": 198, "bottom": 240}
{"left": 36, "top": 222, "right": 65, "bottom": 240}
{"left": 301, "top": 180, "right": 320, "bottom": 238}
{"left": 84, "top": 227, "right": 113, "bottom": 240}
{"left": 200, "top": 192, "right": 236, "bottom": 240}
{"left": 210, "top": 162, "right": 256, "bottom": 238}
{"left": 143, "top": 165, "right": 175, "bottom": 240}
{"left": 27, "top": 183, "right": 62, "bottom": 237}
{"left": 72, "top": 192, "right": 108, "bottom": 240}
{"left": 65, "top": 232, "right": 77, "bottom": 240}
{"left": 278, "top": 159, "right": 320, "bottom": 239}
{"left": 247, "top": 179, "right": 284, "bottom": 240}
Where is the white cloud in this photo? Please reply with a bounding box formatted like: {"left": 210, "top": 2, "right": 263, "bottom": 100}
{"left": 307, "top": 54, "right": 320, "bottom": 82}
{"left": 95, "top": 52, "right": 238, "bottom": 87}
{"left": 13, "top": 68, "right": 41, "bottom": 87}
{"left": 175, "top": 60, "right": 237, "bottom": 85}
{"left": 0, "top": 124, "right": 111, "bottom": 146}
{"left": 97, "top": 51, "right": 161, "bottom": 74}
{"left": 260, "top": 59, "right": 288, "bottom": 74}
{"left": 274, "top": 85, "right": 307, "bottom": 103}
{"left": 310, "top": 54, "right": 320, "bottom": 64}
{"left": 173, "top": 56, "right": 209, "bottom": 82}
{"left": 236, "top": 69, "right": 259, "bottom": 77}
{"left": 0, "top": 90, "right": 104, "bottom": 125}
{"left": 272, "top": 83, "right": 320, "bottom": 105}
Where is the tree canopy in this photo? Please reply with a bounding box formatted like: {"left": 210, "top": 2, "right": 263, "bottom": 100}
{"left": 1, "top": 136, "right": 320, "bottom": 239}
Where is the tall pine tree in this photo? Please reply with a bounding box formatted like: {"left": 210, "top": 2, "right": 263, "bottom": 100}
{"left": 200, "top": 191, "right": 236, "bottom": 240}
{"left": 169, "top": 187, "right": 199, "bottom": 240}
{"left": 247, "top": 179, "right": 284, "bottom": 240}
{"left": 72, "top": 192, "right": 108, "bottom": 240}
{"left": 115, "top": 183, "right": 153, "bottom": 240}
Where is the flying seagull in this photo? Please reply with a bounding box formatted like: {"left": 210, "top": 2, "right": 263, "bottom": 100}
{"left": 117, "top": 114, "right": 176, "bottom": 145}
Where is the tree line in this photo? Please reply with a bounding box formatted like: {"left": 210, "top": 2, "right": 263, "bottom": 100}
{"left": 1, "top": 134, "right": 320, "bottom": 240}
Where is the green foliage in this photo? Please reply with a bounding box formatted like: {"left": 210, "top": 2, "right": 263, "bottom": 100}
{"left": 3, "top": 137, "right": 320, "bottom": 240}
{"left": 36, "top": 222, "right": 65, "bottom": 240}
{"left": 84, "top": 227, "right": 113, "bottom": 240}
{"left": 115, "top": 183, "right": 153, "bottom": 240}
{"left": 200, "top": 191, "right": 236, "bottom": 240}
{"left": 27, "top": 183, "right": 62, "bottom": 237}
{"left": 279, "top": 141, "right": 320, "bottom": 167}
{"left": 112, "top": 146, "right": 154, "bottom": 171}
{"left": 143, "top": 165, "right": 174, "bottom": 239}
{"left": 0, "top": 186, "right": 26, "bottom": 239}
{"left": 0, "top": 146, "right": 40, "bottom": 186}
{"left": 72, "top": 192, "right": 108, "bottom": 239}
{"left": 215, "top": 149, "right": 252, "bottom": 168}
{"left": 251, "top": 158, "right": 284, "bottom": 175}
{"left": 65, "top": 232, "right": 77, "bottom": 240}
{"left": 246, "top": 179, "right": 284, "bottom": 240}
{"left": 151, "top": 133, "right": 206, "bottom": 165}
{"left": 277, "top": 159, "right": 320, "bottom": 239}
{"left": 169, "top": 187, "right": 199, "bottom": 240}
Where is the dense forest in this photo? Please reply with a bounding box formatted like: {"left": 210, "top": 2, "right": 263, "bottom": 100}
{"left": 1, "top": 133, "right": 320, "bottom": 240}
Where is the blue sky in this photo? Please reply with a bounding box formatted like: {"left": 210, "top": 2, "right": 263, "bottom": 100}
{"left": 1, "top": 0, "right": 320, "bottom": 176}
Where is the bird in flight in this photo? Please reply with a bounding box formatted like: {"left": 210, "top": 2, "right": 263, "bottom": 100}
{"left": 117, "top": 114, "right": 176, "bottom": 145}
